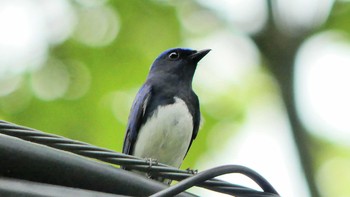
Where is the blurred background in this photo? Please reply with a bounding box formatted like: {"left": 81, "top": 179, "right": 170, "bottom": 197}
{"left": 0, "top": 0, "right": 350, "bottom": 196}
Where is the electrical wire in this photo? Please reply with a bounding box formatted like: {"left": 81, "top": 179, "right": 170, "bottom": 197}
{"left": 150, "top": 165, "right": 279, "bottom": 197}
{"left": 0, "top": 120, "right": 279, "bottom": 196}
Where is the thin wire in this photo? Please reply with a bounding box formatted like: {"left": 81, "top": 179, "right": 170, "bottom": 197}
{"left": 0, "top": 120, "right": 279, "bottom": 196}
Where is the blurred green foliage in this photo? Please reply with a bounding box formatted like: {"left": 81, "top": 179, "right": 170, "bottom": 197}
{"left": 2, "top": 1, "right": 180, "bottom": 143}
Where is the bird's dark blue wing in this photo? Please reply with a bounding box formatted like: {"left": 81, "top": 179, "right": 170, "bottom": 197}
{"left": 192, "top": 94, "right": 201, "bottom": 140}
{"left": 185, "top": 93, "right": 201, "bottom": 155}
{"left": 122, "top": 84, "right": 152, "bottom": 155}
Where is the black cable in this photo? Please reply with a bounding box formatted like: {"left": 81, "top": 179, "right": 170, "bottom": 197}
{"left": 0, "top": 120, "right": 279, "bottom": 196}
{"left": 151, "top": 165, "right": 279, "bottom": 197}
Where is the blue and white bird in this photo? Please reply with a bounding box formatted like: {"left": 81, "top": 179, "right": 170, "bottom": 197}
{"left": 122, "top": 48, "right": 210, "bottom": 180}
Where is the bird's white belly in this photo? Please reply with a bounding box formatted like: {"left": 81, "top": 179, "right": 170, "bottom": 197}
{"left": 133, "top": 97, "right": 193, "bottom": 168}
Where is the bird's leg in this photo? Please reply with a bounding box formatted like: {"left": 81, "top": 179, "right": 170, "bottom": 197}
{"left": 186, "top": 167, "right": 198, "bottom": 175}
{"left": 145, "top": 158, "right": 158, "bottom": 178}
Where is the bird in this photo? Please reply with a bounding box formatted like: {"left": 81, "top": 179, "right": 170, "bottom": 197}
{"left": 122, "top": 48, "right": 210, "bottom": 183}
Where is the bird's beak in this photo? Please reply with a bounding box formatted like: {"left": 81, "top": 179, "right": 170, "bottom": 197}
{"left": 190, "top": 49, "right": 211, "bottom": 63}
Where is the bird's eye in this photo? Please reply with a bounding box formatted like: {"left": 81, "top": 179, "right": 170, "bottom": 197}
{"left": 168, "top": 52, "right": 179, "bottom": 60}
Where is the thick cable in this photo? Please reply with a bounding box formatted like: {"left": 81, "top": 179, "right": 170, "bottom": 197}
{"left": 0, "top": 120, "right": 279, "bottom": 196}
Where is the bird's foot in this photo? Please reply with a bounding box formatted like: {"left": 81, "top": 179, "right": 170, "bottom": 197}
{"left": 186, "top": 167, "right": 198, "bottom": 175}
{"left": 145, "top": 158, "right": 158, "bottom": 178}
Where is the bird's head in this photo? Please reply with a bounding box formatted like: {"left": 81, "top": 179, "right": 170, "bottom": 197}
{"left": 148, "top": 48, "right": 210, "bottom": 83}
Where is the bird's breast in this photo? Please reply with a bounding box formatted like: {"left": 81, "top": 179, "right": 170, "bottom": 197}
{"left": 133, "top": 97, "right": 193, "bottom": 168}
